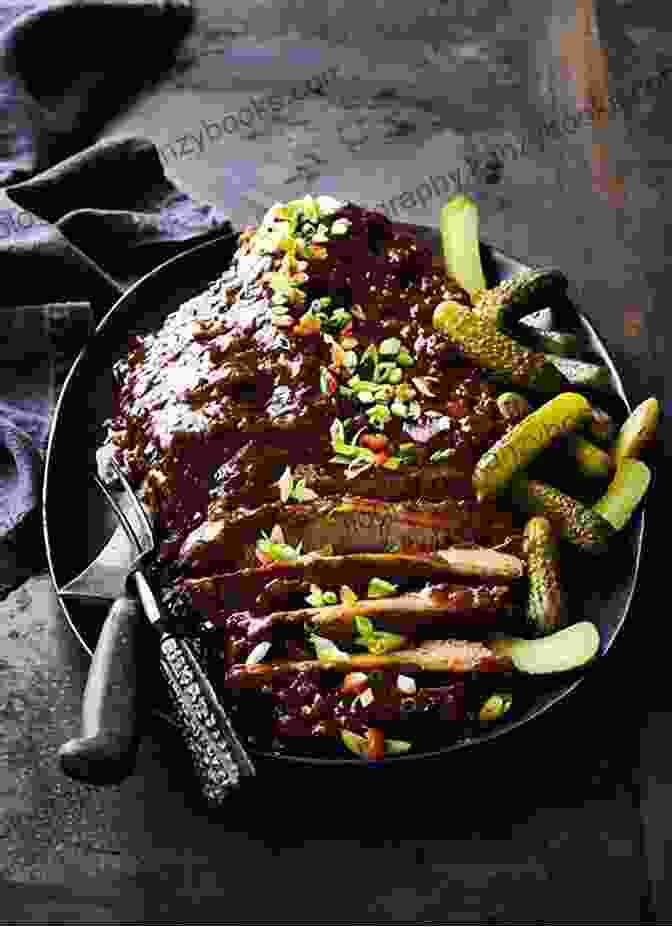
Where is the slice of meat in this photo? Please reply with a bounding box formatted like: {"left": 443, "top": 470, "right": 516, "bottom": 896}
{"left": 210, "top": 584, "right": 512, "bottom": 637}
{"left": 291, "top": 462, "right": 475, "bottom": 503}
{"left": 251, "top": 498, "right": 521, "bottom": 569}
{"left": 178, "top": 494, "right": 522, "bottom": 575}
{"left": 182, "top": 549, "right": 523, "bottom": 616}
{"left": 224, "top": 637, "right": 513, "bottom": 688}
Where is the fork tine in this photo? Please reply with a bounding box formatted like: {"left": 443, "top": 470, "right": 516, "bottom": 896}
{"left": 93, "top": 473, "right": 145, "bottom": 556}
{"left": 108, "top": 457, "right": 155, "bottom": 550}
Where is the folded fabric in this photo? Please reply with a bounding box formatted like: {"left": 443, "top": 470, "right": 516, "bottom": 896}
{"left": 0, "top": 133, "right": 234, "bottom": 598}
{"left": 0, "top": 0, "right": 193, "bottom": 184}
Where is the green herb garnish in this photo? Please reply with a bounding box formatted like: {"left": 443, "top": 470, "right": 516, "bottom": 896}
{"left": 429, "top": 448, "right": 456, "bottom": 463}
{"left": 353, "top": 615, "right": 407, "bottom": 655}
{"left": 367, "top": 577, "right": 399, "bottom": 598}
{"left": 379, "top": 337, "right": 402, "bottom": 357}
{"left": 256, "top": 531, "right": 303, "bottom": 563}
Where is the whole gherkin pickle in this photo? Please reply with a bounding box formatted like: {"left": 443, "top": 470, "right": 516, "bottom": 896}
{"left": 433, "top": 301, "right": 569, "bottom": 394}
{"left": 474, "top": 268, "right": 569, "bottom": 331}
{"left": 523, "top": 516, "right": 567, "bottom": 636}
{"left": 510, "top": 477, "right": 614, "bottom": 554}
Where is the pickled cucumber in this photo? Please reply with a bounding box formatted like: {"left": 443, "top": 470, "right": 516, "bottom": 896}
{"left": 593, "top": 458, "right": 651, "bottom": 531}
{"left": 475, "top": 268, "right": 569, "bottom": 331}
{"left": 496, "top": 391, "right": 531, "bottom": 423}
{"left": 440, "top": 195, "right": 486, "bottom": 296}
{"left": 613, "top": 398, "right": 659, "bottom": 467}
{"left": 566, "top": 434, "right": 614, "bottom": 480}
{"left": 523, "top": 516, "right": 566, "bottom": 635}
{"left": 516, "top": 326, "right": 579, "bottom": 357}
{"left": 473, "top": 392, "right": 592, "bottom": 501}
{"left": 491, "top": 622, "right": 600, "bottom": 674}
{"left": 586, "top": 407, "right": 616, "bottom": 446}
{"left": 547, "top": 356, "right": 612, "bottom": 392}
{"left": 433, "top": 301, "right": 569, "bottom": 394}
{"left": 510, "top": 477, "right": 614, "bottom": 554}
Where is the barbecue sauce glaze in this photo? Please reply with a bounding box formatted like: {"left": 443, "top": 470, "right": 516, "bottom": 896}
{"left": 104, "top": 203, "right": 523, "bottom": 749}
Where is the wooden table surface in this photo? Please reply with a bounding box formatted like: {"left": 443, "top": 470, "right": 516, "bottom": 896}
{"left": 1, "top": 0, "right": 670, "bottom": 922}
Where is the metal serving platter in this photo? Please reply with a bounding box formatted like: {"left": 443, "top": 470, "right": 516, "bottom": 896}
{"left": 43, "top": 225, "right": 645, "bottom": 766}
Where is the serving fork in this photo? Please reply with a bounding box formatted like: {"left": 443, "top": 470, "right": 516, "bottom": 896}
{"left": 57, "top": 457, "right": 255, "bottom": 805}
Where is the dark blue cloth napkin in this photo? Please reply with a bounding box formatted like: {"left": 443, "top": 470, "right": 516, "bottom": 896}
{"left": 0, "top": 1, "right": 234, "bottom": 598}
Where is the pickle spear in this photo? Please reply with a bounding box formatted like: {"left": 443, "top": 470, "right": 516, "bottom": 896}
{"left": 433, "top": 300, "right": 569, "bottom": 393}
{"left": 491, "top": 622, "right": 600, "bottom": 674}
{"left": 473, "top": 392, "right": 592, "bottom": 501}
{"left": 440, "top": 194, "right": 487, "bottom": 297}
{"left": 613, "top": 397, "right": 659, "bottom": 467}
{"left": 593, "top": 458, "right": 651, "bottom": 531}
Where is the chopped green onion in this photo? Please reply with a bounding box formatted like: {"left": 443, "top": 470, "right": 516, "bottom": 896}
{"left": 379, "top": 337, "right": 402, "bottom": 357}
{"left": 367, "top": 404, "right": 392, "bottom": 428}
{"left": 330, "top": 454, "right": 356, "bottom": 465}
{"left": 341, "top": 730, "right": 412, "bottom": 758}
{"left": 302, "top": 195, "right": 321, "bottom": 224}
{"left": 330, "top": 418, "right": 345, "bottom": 444}
{"left": 381, "top": 456, "right": 401, "bottom": 470}
{"left": 384, "top": 739, "right": 412, "bottom": 754}
{"left": 256, "top": 531, "right": 303, "bottom": 563}
{"left": 341, "top": 730, "right": 368, "bottom": 757}
{"left": 245, "top": 641, "right": 272, "bottom": 665}
{"left": 305, "top": 584, "right": 325, "bottom": 607}
{"left": 326, "top": 308, "right": 352, "bottom": 332}
{"left": 429, "top": 448, "right": 457, "bottom": 463}
{"left": 312, "top": 223, "right": 330, "bottom": 244}
{"left": 359, "top": 687, "right": 375, "bottom": 707}
{"left": 358, "top": 391, "right": 375, "bottom": 404}
{"left": 354, "top": 632, "right": 407, "bottom": 655}
{"left": 310, "top": 633, "right": 350, "bottom": 664}
{"left": 344, "top": 351, "right": 358, "bottom": 368}
{"left": 359, "top": 345, "right": 378, "bottom": 376}
{"left": 332, "top": 438, "right": 366, "bottom": 458}
{"left": 331, "top": 218, "right": 351, "bottom": 236}
{"left": 390, "top": 400, "right": 407, "bottom": 417}
{"left": 479, "top": 693, "right": 513, "bottom": 722}
{"left": 398, "top": 443, "right": 418, "bottom": 464}
{"left": 354, "top": 615, "right": 375, "bottom": 637}
{"left": 322, "top": 591, "right": 338, "bottom": 605}
{"left": 367, "top": 577, "right": 399, "bottom": 598}
{"left": 397, "top": 350, "right": 415, "bottom": 367}
{"left": 388, "top": 367, "right": 403, "bottom": 385}
{"left": 374, "top": 361, "right": 397, "bottom": 383}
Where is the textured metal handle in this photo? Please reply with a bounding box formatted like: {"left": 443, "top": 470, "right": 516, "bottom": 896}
{"left": 158, "top": 632, "right": 256, "bottom": 806}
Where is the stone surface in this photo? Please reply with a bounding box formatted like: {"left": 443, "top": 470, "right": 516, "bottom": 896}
{"left": 2, "top": 0, "right": 671, "bottom": 920}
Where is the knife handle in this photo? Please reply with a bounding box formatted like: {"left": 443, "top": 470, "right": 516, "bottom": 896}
{"left": 59, "top": 596, "right": 142, "bottom": 785}
{"left": 158, "top": 631, "right": 256, "bottom": 806}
